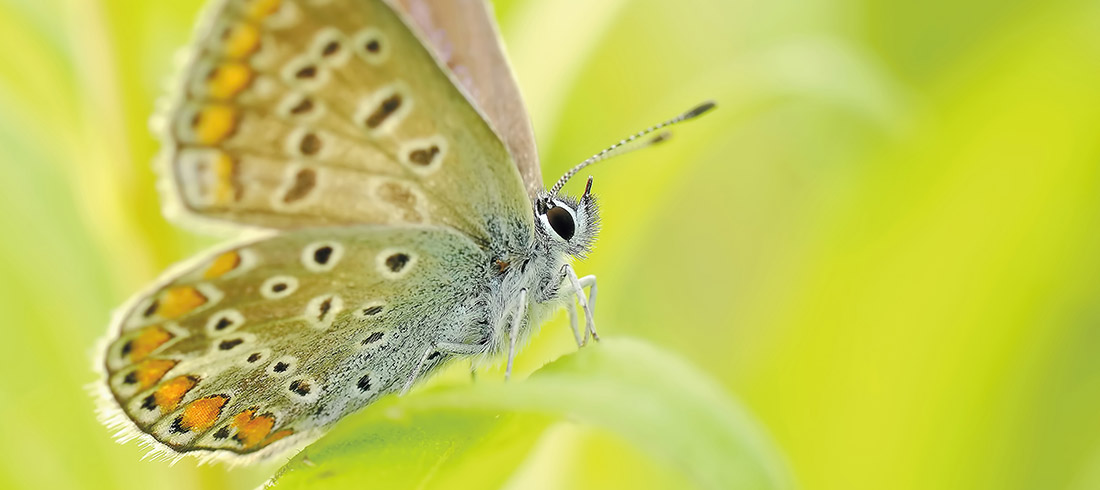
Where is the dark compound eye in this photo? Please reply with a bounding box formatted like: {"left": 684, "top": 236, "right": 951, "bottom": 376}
{"left": 546, "top": 206, "right": 575, "bottom": 240}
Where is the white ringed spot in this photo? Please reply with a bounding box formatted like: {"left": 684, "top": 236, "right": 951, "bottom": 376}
{"left": 398, "top": 135, "right": 448, "bottom": 175}
{"left": 304, "top": 294, "right": 344, "bottom": 329}
{"left": 352, "top": 27, "right": 390, "bottom": 65}
{"left": 357, "top": 330, "right": 387, "bottom": 352}
{"left": 370, "top": 178, "right": 428, "bottom": 223}
{"left": 376, "top": 248, "right": 417, "bottom": 279}
{"left": 238, "top": 348, "right": 272, "bottom": 368}
{"left": 355, "top": 83, "right": 412, "bottom": 135}
{"left": 285, "top": 127, "right": 329, "bottom": 159}
{"left": 273, "top": 164, "right": 322, "bottom": 209}
{"left": 311, "top": 27, "right": 352, "bottom": 66}
{"left": 208, "top": 332, "right": 257, "bottom": 356}
{"left": 354, "top": 301, "right": 387, "bottom": 319}
{"left": 281, "top": 55, "right": 330, "bottom": 91}
{"left": 301, "top": 241, "right": 344, "bottom": 272}
{"left": 277, "top": 92, "right": 325, "bottom": 122}
{"left": 285, "top": 376, "right": 321, "bottom": 403}
{"left": 266, "top": 355, "right": 298, "bottom": 376}
{"left": 350, "top": 371, "right": 377, "bottom": 398}
{"left": 260, "top": 275, "right": 299, "bottom": 300}
{"left": 205, "top": 309, "right": 245, "bottom": 336}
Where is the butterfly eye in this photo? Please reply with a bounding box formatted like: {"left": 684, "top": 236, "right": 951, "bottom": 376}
{"left": 546, "top": 206, "right": 576, "bottom": 240}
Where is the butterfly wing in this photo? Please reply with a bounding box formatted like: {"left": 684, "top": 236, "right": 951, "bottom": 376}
{"left": 98, "top": 225, "right": 488, "bottom": 462}
{"left": 393, "top": 0, "right": 542, "bottom": 197}
{"left": 158, "top": 0, "right": 531, "bottom": 239}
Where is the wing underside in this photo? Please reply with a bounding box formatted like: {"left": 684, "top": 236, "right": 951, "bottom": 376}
{"left": 99, "top": 225, "right": 487, "bottom": 462}
{"left": 156, "top": 0, "right": 533, "bottom": 239}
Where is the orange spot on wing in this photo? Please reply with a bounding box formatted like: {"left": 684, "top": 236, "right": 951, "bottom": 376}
{"left": 192, "top": 105, "right": 239, "bottom": 145}
{"left": 231, "top": 409, "right": 276, "bottom": 449}
{"left": 127, "top": 325, "right": 174, "bottom": 363}
{"left": 156, "top": 286, "right": 208, "bottom": 319}
{"left": 231, "top": 409, "right": 255, "bottom": 426}
{"left": 180, "top": 395, "right": 229, "bottom": 432}
{"left": 209, "top": 151, "right": 239, "bottom": 204}
{"left": 154, "top": 375, "right": 199, "bottom": 413}
{"left": 222, "top": 23, "right": 261, "bottom": 59}
{"left": 262, "top": 429, "right": 294, "bottom": 447}
{"left": 203, "top": 250, "right": 241, "bottom": 279}
{"left": 132, "top": 359, "right": 177, "bottom": 389}
{"left": 243, "top": 0, "right": 281, "bottom": 19}
{"left": 205, "top": 62, "right": 253, "bottom": 99}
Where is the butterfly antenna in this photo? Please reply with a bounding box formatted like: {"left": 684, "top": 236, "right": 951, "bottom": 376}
{"left": 547, "top": 100, "right": 717, "bottom": 198}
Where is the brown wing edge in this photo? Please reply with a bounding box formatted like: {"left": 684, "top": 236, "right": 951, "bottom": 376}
{"left": 149, "top": 0, "right": 276, "bottom": 236}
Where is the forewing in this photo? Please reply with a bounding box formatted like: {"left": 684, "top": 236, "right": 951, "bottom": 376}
{"left": 392, "top": 0, "right": 542, "bottom": 197}
{"left": 98, "top": 226, "right": 487, "bottom": 462}
{"left": 159, "top": 0, "right": 531, "bottom": 238}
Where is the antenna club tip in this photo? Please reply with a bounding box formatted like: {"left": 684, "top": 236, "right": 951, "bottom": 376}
{"left": 650, "top": 131, "right": 672, "bottom": 144}
{"left": 684, "top": 100, "right": 717, "bottom": 119}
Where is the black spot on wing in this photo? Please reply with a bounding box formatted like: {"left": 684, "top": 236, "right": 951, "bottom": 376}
{"left": 364, "top": 95, "right": 401, "bottom": 128}
{"left": 385, "top": 253, "right": 409, "bottom": 272}
{"left": 219, "top": 338, "right": 244, "bottom": 351}
{"left": 289, "top": 380, "right": 311, "bottom": 396}
{"left": 313, "top": 246, "right": 333, "bottom": 264}
{"left": 362, "top": 332, "right": 383, "bottom": 345}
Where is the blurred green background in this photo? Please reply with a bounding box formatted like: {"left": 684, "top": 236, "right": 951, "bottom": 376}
{"left": 2, "top": 0, "right": 1100, "bottom": 488}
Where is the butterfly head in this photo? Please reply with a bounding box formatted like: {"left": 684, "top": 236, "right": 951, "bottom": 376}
{"left": 535, "top": 176, "right": 599, "bottom": 258}
{"left": 531, "top": 100, "right": 715, "bottom": 260}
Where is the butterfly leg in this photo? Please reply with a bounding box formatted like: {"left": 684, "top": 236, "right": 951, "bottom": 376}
{"left": 401, "top": 341, "right": 486, "bottom": 395}
{"left": 564, "top": 274, "right": 597, "bottom": 346}
{"left": 565, "top": 301, "right": 583, "bottom": 347}
{"left": 564, "top": 265, "right": 599, "bottom": 345}
{"left": 505, "top": 288, "right": 528, "bottom": 381}
{"left": 577, "top": 274, "right": 598, "bottom": 343}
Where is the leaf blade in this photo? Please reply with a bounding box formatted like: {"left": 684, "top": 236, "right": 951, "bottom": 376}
{"left": 271, "top": 338, "right": 793, "bottom": 490}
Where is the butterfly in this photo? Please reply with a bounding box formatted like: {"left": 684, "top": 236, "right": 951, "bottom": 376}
{"left": 94, "top": 0, "right": 713, "bottom": 464}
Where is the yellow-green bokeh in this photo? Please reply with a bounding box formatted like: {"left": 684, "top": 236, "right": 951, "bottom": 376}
{"left": 1, "top": 0, "right": 1098, "bottom": 489}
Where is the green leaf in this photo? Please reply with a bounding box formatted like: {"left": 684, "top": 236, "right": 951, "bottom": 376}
{"left": 269, "top": 338, "right": 794, "bottom": 490}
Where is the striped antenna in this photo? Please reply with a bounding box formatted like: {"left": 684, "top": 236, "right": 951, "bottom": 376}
{"left": 547, "top": 100, "right": 716, "bottom": 198}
